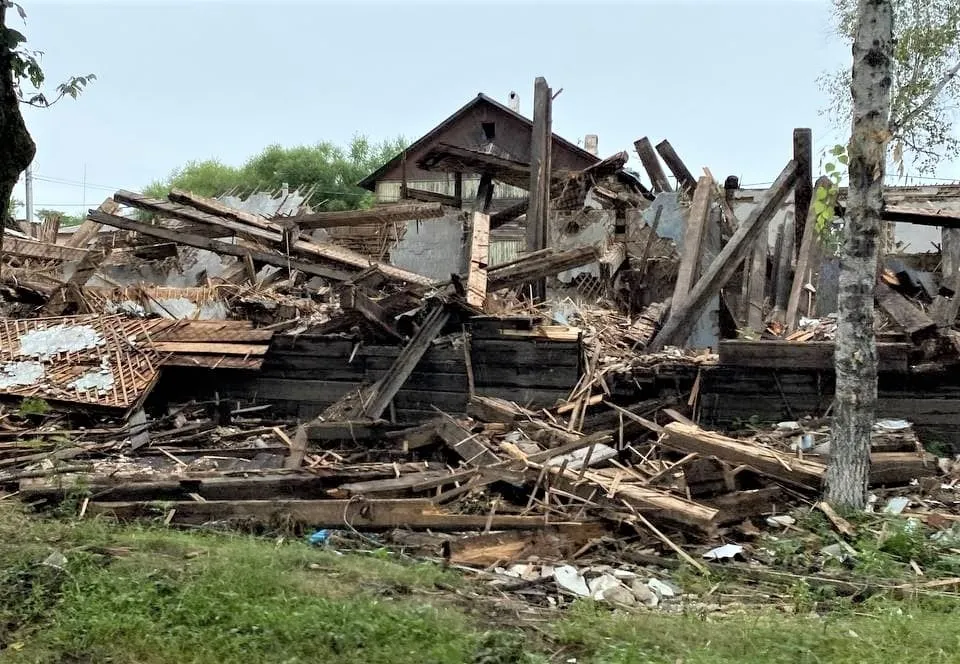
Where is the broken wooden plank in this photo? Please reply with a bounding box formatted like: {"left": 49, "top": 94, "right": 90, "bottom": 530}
{"left": 335, "top": 469, "right": 477, "bottom": 497}
{"left": 487, "top": 245, "right": 597, "bottom": 291}
{"left": 633, "top": 137, "right": 673, "bottom": 193}
{"left": 875, "top": 281, "right": 937, "bottom": 341}
{"left": 2, "top": 237, "right": 89, "bottom": 262}
{"left": 284, "top": 426, "right": 308, "bottom": 470}
{"left": 85, "top": 498, "right": 579, "bottom": 531}
{"left": 341, "top": 287, "right": 402, "bottom": 340}
{"left": 662, "top": 421, "right": 826, "bottom": 489}
{"left": 87, "top": 209, "right": 356, "bottom": 282}
{"left": 490, "top": 199, "right": 529, "bottom": 229}
{"left": 654, "top": 140, "right": 697, "bottom": 195}
{"left": 672, "top": 175, "right": 713, "bottom": 302}
{"left": 649, "top": 159, "right": 799, "bottom": 351}
{"left": 785, "top": 178, "right": 831, "bottom": 331}
{"left": 150, "top": 342, "right": 270, "bottom": 356}
{"left": 362, "top": 304, "right": 451, "bottom": 420}
{"left": 465, "top": 212, "right": 490, "bottom": 309}
{"left": 718, "top": 340, "right": 911, "bottom": 373}
{"left": 436, "top": 416, "right": 502, "bottom": 467}
{"left": 284, "top": 202, "right": 445, "bottom": 230}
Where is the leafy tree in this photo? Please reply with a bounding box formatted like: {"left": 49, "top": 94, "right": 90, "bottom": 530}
{"left": 146, "top": 135, "right": 407, "bottom": 211}
{"left": 0, "top": 0, "right": 93, "bottom": 261}
{"left": 822, "top": 0, "right": 960, "bottom": 173}
{"left": 36, "top": 208, "right": 82, "bottom": 226}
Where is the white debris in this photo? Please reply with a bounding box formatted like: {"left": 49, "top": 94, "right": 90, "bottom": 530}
{"left": 553, "top": 565, "right": 590, "bottom": 597}
{"left": 874, "top": 419, "right": 912, "bottom": 432}
{"left": 0, "top": 361, "right": 45, "bottom": 389}
{"left": 647, "top": 578, "right": 679, "bottom": 598}
{"left": 19, "top": 324, "right": 105, "bottom": 360}
{"left": 703, "top": 543, "right": 744, "bottom": 560}
{"left": 630, "top": 579, "right": 659, "bottom": 607}
{"left": 766, "top": 515, "right": 796, "bottom": 528}
{"left": 883, "top": 496, "right": 910, "bottom": 515}
{"left": 68, "top": 360, "right": 115, "bottom": 394}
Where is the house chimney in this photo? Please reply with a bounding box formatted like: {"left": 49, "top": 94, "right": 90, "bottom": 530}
{"left": 508, "top": 91, "right": 520, "bottom": 113}
{"left": 584, "top": 134, "right": 599, "bottom": 156}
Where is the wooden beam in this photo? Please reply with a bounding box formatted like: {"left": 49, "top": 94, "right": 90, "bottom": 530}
{"left": 2, "top": 237, "right": 89, "bottom": 262}
{"left": 649, "top": 160, "right": 799, "bottom": 351}
{"left": 633, "top": 137, "right": 673, "bottom": 192}
{"left": 487, "top": 245, "right": 597, "bottom": 291}
{"left": 87, "top": 210, "right": 355, "bottom": 282}
{"left": 663, "top": 422, "right": 826, "bottom": 490}
{"left": 85, "top": 498, "right": 575, "bottom": 531}
{"left": 793, "top": 128, "right": 813, "bottom": 251}
{"left": 454, "top": 172, "right": 463, "bottom": 209}
{"left": 362, "top": 304, "right": 451, "bottom": 420}
{"left": 745, "top": 233, "right": 768, "bottom": 331}
{"left": 284, "top": 203, "right": 445, "bottom": 230}
{"left": 117, "top": 190, "right": 434, "bottom": 286}
{"left": 150, "top": 342, "right": 270, "bottom": 355}
{"left": 875, "top": 281, "right": 937, "bottom": 341}
{"left": 526, "top": 76, "right": 552, "bottom": 301}
{"left": 672, "top": 175, "right": 713, "bottom": 302}
{"left": 341, "top": 286, "right": 402, "bottom": 340}
{"left": 786, "top": 176, "right": 831, "bottom": 331}
{"left": 402, "top": 187, "right": 460, "bottom": 206}
{"left": 475, "top": 173, "right": 494, "bottom": 213}
{"left": 655, "top": 140, "right": 697, "bottom": 195}
{"left": 490, "top": 198, "right": 528, "bottom": 229}
{"left": 465, "top": 212, "right": 490, "bottom": 309}
{"left": 770, "top": 211, "right": 796, "bottom": 322}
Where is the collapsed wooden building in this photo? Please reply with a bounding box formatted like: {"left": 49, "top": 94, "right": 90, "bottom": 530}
{"left": 3, "top": 87, "right": 960, "bottom": 597}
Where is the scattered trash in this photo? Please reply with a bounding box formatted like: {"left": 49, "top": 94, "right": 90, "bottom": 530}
{"left": 703, "top": 544, "right": 744, "bottom": 561}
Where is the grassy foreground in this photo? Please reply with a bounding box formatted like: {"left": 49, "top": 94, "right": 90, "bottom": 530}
{"left": 2, "top": 504, "right": 960, "bottom": 663}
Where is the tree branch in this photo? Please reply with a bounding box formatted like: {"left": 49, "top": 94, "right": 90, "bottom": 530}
{"left": 890, "top": 59, "right": 960, "bottom": 134}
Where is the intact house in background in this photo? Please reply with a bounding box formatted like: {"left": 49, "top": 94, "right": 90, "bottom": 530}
{"left": 359, "top": 92, "right": 623, "bottom": 282}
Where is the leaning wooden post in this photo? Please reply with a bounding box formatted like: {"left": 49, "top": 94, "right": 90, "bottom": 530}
{"left": 648, "top": 160, "right": 799, "bottom": 351}
{"left": 526, "top": 76, "right": 552, "bottom": 301}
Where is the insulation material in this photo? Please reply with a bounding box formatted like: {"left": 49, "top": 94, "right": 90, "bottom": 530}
{"left": 0, "top": 315, "right": 166, "bottom": 410}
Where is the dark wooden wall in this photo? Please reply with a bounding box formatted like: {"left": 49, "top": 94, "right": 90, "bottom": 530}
{"left": 152, "top": 330, "right": 582, "bottom": 423}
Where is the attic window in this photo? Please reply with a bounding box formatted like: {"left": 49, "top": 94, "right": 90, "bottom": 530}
{"left": 482, "top": 122, "right": 496, "bottom": 141}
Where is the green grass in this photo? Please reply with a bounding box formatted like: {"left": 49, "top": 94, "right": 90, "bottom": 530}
{"left": 2, "top": 504, "right": 960, "bottom": 663}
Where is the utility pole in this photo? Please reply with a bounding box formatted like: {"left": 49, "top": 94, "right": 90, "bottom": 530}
{"left": 24, "top": 164, "right": 33, "bottom": 224}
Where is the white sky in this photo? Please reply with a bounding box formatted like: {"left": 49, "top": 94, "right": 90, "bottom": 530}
{"left": 12, "top": 0, "right": 960, "bottom": 218}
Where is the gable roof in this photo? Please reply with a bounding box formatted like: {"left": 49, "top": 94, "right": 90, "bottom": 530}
{"left": 357, "top": 93, "right": 600, "bottom": 191}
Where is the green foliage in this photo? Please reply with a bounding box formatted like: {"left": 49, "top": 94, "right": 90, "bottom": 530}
{"left": 35, "top": 209, "right": 83, "bottom": 227}
{"left": 4, "top": 2, "right": 95, "bottom": 108}
{"left": 823, "top": 0, "right": 960, "bottom": 173}
{"left": 147, "top": 135, "right": 408, "bottom": 212}
{"left": 17, "top": 397, "right": 49, "bottom": 417}
{"left": 813, "top": 144, "right": 847, "bottom": 255}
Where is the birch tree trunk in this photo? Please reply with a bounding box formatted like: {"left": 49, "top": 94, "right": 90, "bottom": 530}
{"left": 825, "top": 0, "right": 894, "bottom": 508}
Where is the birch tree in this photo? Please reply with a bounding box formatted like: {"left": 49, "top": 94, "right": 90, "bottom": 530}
{"left": 822, "top": 0, "right": 960, "bottom": 173}
{"left": 824, "top": 0, "right": 894, "bottom": 508}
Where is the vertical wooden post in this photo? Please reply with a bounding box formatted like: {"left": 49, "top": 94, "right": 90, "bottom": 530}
{"left": 526, "top": 76, "right": 552, "bottom": 301}
{"left": 400, "top": 150, "right": 409, "bottom": 201}
{"left": 771, "top": 211, "right": 796, "bottom": 323}
{"left": 454, "top": 172, "right": 463, "bottom": 209}
{"left": 465, "top": 212, "right": 490, "bottom": 309}
{"left": 746, "top": 234, "right": 767, "bottom": 331}
{"left": 793, "top": 129, "right": 813, "bottom": 252}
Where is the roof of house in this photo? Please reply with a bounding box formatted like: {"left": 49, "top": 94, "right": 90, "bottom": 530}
{"left": 357, "top": 93, "right": 600, "bottom": 191}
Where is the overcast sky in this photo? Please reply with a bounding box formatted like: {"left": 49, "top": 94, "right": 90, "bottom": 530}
{"left": 12, "top": 0, "right": 958, "bottom": 218}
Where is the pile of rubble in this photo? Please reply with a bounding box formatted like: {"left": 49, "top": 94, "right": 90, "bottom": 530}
{"left": 1, "top": 128, "right": 960, "bottom": 608}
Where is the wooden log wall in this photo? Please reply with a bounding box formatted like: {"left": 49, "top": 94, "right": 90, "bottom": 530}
{"left": 152, "top": 325, "right": 581, "bottom": 423}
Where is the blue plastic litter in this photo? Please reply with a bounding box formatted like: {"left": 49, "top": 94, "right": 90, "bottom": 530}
{"left": 308, "top": 529, "right": 331, "bottom": 546}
